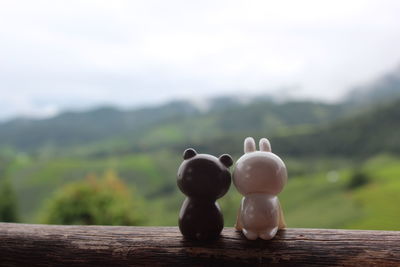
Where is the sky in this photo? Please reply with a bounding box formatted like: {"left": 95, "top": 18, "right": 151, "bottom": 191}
{"left": 1, "top": 0, "right": 400, "bottom": 120}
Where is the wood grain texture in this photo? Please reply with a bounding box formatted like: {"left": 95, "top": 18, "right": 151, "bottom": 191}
{"left": 0, "top": 223, "right": 399, "bottom": 266}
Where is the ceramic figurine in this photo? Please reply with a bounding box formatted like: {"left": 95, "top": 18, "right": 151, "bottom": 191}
{"left": 233, "top": 137, "right": 287, "bottom": 240}
{"left": 177, "top": 148, "right": 233, "bottom": 240}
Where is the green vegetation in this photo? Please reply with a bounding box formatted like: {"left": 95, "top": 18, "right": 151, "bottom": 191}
{"left": 0, "top": 99, "right": 346, "bottom": 154}
{"left": 273, "top": 99, "right": 400, "bottom": 156}
{"left": 347, "top": 155, "right": 400, "bottom": 230}
{"left": 40, "top": 170, "right": 142, "bottom": 225}
{"left": 0, "top": 179, "right": 18, "bottom": 222}
{"left": 4, "top": 152, "right": 400, "bottom": 230}
{"left": 347, "top": 171, "right": 369, "bottom": 190}
{"left": 0, "top": 85, "right": 400, "bottom": 229}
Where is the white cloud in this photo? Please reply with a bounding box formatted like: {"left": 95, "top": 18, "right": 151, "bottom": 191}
{"left": 0, "top": 0, "right": 400, "bottom": 120}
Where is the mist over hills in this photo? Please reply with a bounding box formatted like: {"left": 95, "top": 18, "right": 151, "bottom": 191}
{"left": 274, "top": 99, "right": 400, "bottom": 156}
{"left": 346, "top": 65, "right": 400, "bottom": 105}
{"left": 0, "top": 101, "right": 199, "bottom": 152}
{"left": 0, "top": 99, "right": 346, "bottom": 153}
{"left": 0, "top": 65, "right": 399, "bottom": 157}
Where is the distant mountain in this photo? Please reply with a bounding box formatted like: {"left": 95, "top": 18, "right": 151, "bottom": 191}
{"left": 2, "top": 63, "right": 400, "bottom": 156}
{"left": 190, "top": 98, "right": 400, "bottom": 158}
{"left": 345, "top": 65, "right": 400, "bottom": 105}
{"left": 272, "top": 99, "right": 400, "bottom": 157}
{"left": 0, "top": 101, "right": 199, "bottom": 152}
{"left": 0, "top": 97, "right": 345, "bottom": 153}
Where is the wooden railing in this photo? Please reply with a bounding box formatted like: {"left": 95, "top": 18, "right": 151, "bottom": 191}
{"left": 1, "top": 223, "right": 399, "bottom": 266}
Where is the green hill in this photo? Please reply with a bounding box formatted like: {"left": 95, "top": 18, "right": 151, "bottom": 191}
{"left": 346, "top": 65, "right": 400, "bottom": 106}
{"left": 0, "top": 98, "right": 346, "bottom": 155}
{"left": 272, "top": 99, "right": 400, "bottom": 157}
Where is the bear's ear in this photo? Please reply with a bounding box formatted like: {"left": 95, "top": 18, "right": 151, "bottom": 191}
{"left": 219, "top": 154, "right": 233, "bottom": 168}
{"left": 244, "top": 137, "right": 256, "bottom": 153}
{"left": 259, "top": 138, "right": 271, "bottom": 152}
{"left": 183, "top": 148, "right": 197, "bottom": 160}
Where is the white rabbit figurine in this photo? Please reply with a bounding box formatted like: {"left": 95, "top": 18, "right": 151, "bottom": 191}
{"left": 233, "top": 137, "right": 287, "bottom": 240}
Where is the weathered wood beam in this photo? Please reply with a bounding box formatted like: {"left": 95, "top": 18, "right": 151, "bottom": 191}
{"left": 0, "top": 223, "right": 399, "bottom": 266}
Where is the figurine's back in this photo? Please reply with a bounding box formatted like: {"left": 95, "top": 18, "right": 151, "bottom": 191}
{"left": 240, "top": 194, "right": 280, "bottom": 240}
{"left": 233, "top": 137, "right": 287, "bottom": 240}
{"left": 179, "top": 198, "right": 223, "bottom": 240}
{"left": 177, "top": 148, "right": 233, "bottom": 240}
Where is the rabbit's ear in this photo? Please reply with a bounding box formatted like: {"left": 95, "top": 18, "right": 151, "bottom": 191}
{"left": 219, "top": 154, "right": 233, "bottom": 167}
{"left": 259, "top": 138, "right": 271, "bottom": 152}
{"left": 244, "top": 137, "right": 256, "bottom": 153}
{"left": 183, "top": 148, "right": 197, "bottom": 159}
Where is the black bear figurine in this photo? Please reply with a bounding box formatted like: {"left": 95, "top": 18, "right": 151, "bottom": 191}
{"left": 177, "top": 148, "right": 233, "bottom": 240}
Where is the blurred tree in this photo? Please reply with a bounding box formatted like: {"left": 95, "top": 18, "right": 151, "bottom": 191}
{"left": 41, "top": 170, "right": 143, "bottom": 225}
{"left": 0, "top": 179, "right": 18, "bottom": 222}
{"left": 347, "top": 171, "right": 370, "bottom": 190}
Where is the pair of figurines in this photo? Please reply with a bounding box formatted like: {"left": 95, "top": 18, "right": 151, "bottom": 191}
{"left": 177, "top": 137, "right": 287, "bottom": 241}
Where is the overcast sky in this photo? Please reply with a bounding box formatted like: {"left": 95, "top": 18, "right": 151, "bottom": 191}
{"left": 1, "top": 0, "right": 400, "bottom": 120}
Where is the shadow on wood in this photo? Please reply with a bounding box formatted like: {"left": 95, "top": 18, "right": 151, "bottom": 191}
{"left": 1, "top": 223, "right": 400, "bottom": 266}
